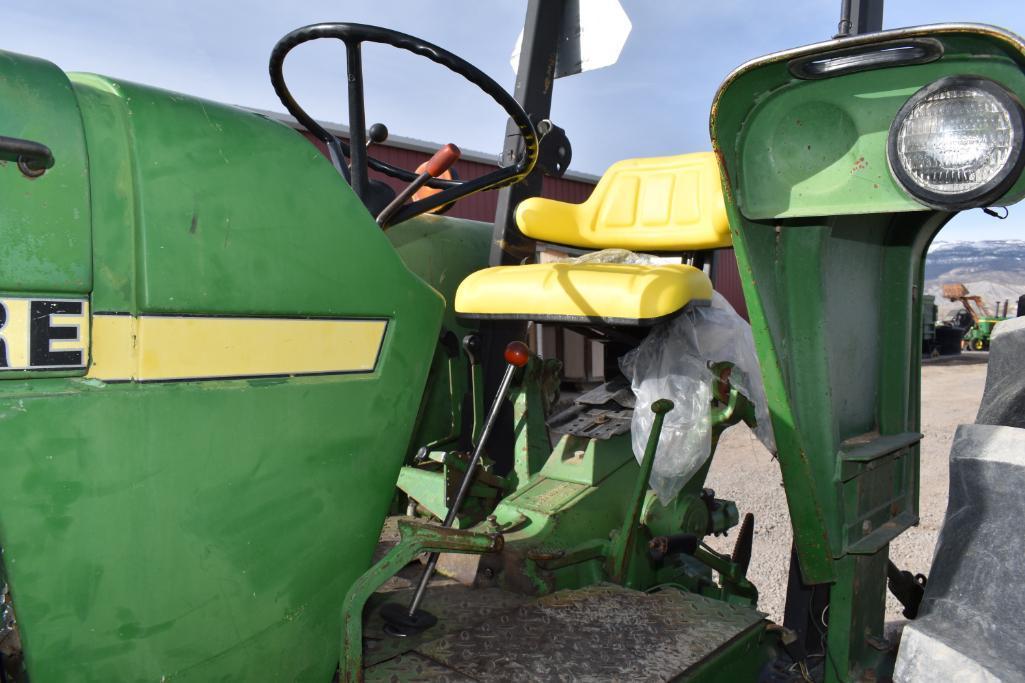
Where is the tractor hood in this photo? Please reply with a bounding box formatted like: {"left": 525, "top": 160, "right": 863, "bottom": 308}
{"left": 0, "top": 49, "right": 446, "bottom": 681}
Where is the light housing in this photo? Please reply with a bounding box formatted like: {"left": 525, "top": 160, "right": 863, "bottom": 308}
{"left": 887, "top": 75, "right": 1025, "bottom": 210}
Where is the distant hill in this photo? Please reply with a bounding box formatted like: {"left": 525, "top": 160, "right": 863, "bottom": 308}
{"left": 925, "top": 240, "right": 1025, "bottom": 320}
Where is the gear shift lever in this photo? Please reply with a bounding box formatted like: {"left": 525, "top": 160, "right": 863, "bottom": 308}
{"left": 380, "top": 341, "right": 530, "bottom": 635}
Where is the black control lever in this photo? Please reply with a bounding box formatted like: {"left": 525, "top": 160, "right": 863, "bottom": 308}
{"left": 381, "top": 341, "right": 530, "bottom": 636}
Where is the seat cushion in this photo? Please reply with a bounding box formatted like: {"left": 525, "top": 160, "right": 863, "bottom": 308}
{"left": 514, "top": 152, "right": 731, "bottom": 252}
{"left": 454, "top": 262, "right": 712, "bottom": 326}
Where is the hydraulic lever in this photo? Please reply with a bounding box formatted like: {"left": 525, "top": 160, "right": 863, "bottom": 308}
{"left": 381, "top": 341, "right": 530, "bottom": 635}
{"left": 376, "top": 143, "right": 461, "bottom": 227}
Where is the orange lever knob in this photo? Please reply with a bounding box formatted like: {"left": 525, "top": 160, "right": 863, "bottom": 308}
{"left": 425, "top": 143, "right": 461, "bottom": 177}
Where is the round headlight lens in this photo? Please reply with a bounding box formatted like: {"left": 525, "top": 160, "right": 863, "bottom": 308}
{"left": 898, "top": 88, "right": 1013, "bottom": 192}
{"left": 888, "top": 76, "right": 1025, "bottom": 209}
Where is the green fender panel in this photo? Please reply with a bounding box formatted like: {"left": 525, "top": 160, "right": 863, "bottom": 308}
{"left": 387, "top": 215, "right": 492, "bottom": 458}
{"left": 0, "top": 57, "right": 446, "bottom": 681}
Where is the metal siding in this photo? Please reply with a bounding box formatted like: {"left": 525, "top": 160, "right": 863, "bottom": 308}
{"left": 713, "top": 249, "right": 749, "bottom": 320}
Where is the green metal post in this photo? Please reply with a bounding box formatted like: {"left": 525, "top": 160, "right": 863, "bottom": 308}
{"left": 511, "top": 357, "right": 560, "bottom": 489}
{"left": 607, "top": 399, "right": 674, "bottom": 586}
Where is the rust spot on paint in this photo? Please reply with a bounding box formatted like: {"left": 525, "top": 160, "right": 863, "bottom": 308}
{"left": 712, "top": 148, "right": 735, "bottom": 202}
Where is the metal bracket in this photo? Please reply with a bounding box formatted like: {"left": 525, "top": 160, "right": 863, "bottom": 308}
{"left": 339, "top": 520, "right": 503, "bottom": 682}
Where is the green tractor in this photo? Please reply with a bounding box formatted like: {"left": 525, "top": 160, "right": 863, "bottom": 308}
{"left": 943, "top": 283, "right": 1012, "bottom": 350}
{"left": 1, "top": 2, "right": 1024, "bottom": 682}
{"left": 964, "top": 316, "right": 1007, "bottom": 350}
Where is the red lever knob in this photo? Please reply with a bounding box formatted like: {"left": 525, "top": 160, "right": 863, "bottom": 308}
{"left": 424, "top": 143, "right": 461, "bottom": 177}
{"left": 504, "top": 341, "right": 530, "bottom": 368}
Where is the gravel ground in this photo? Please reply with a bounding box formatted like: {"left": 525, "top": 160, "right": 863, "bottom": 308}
{"left": 703, "top": 354, "right": 989, "bottom": 623}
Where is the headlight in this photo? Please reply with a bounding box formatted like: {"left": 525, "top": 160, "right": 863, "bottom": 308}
{"left": 887, "top": 76, "right": 1025, "bottom": 210}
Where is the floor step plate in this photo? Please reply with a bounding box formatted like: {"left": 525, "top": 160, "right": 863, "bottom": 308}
{"left": 365, "top": 583, "right": 765, "bottom": 682}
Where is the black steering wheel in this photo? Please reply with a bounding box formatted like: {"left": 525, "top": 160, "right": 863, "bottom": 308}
{"left": 269, "top": 23, "right": 539, "bottom": 226}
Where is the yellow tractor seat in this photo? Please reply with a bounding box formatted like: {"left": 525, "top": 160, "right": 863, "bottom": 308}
{"left": 455, "top": 262, "right": 713, "bottom": 326}
{"left": 454, "top": 151, "right": 729, "bottom": 326}
{"left": 516, "top": 151, "right": 730, "bottom": 252}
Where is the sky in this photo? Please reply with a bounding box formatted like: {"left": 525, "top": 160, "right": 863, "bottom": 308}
{"left": 3, "top": 1, "right": 1025, "bottom": 242}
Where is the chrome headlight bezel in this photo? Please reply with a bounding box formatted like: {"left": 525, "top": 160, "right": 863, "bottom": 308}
{"left": 886, "top": 75, "right": 1025, "bottom": 210}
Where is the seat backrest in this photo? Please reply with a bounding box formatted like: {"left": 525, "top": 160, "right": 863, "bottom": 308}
{"left": 515, "top": 151, "right": 731, "bottom": 252}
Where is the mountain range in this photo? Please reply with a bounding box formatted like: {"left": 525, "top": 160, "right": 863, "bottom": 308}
{"left": 925, "top": 239, "right": 1025, "bottom": 320}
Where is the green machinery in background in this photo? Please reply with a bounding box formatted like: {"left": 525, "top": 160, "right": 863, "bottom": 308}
{"left": 0, "top": 3, "right": 1024, "bottom": 682}
{"left": 964, "top": 314, "right": 1009, "bottom": 350}
{"left": 942, "top": 283, "right": 1013, "bottom": 350}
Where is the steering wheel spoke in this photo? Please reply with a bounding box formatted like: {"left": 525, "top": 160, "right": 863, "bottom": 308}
{"left": 344, "top": 41, "right": 369, "bottom": 201}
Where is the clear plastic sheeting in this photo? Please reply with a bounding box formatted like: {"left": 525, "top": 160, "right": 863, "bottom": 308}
{"left": 557, "top": 248, "right": 676, "bottom": 266}
{"left": 620, "top": 292, "right": 775, "bottom": 503}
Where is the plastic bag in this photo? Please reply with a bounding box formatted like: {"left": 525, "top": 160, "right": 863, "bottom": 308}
{"left": 558, "top": 248, "right": 668, "bottom": 266}
{"left": 620, "top": 292, "right": 776, "bottom": 503}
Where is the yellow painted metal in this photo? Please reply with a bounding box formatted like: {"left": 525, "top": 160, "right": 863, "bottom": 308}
{"left": 514, "top": 152, "right": 731, "bottom": 251}
{"left": 87, "top": 314, "right": 387, "bottom": 381}
{"left": 86, "top": 314, "right": 134, "bottom": 379}
{"left": 0, "top": 300, "right": 33, "bottom": 369}
{"left": 454, "top": 262, "right": 712, "bottom": 324}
